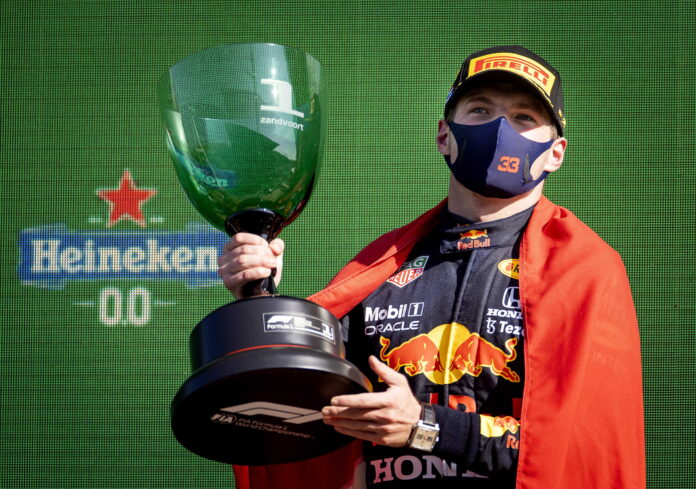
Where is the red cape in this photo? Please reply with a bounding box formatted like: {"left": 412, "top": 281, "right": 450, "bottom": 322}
{"left": 234, "top": 196, "right": 645, "bottom": 488}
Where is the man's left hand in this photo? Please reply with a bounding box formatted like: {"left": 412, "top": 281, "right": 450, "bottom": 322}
{"left": 322, "top": 355, "right": 422, "bottom": 447}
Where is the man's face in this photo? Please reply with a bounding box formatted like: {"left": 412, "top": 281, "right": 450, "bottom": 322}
{"left": 449, "top": 82, "right": 556, "bottom": 142}
{"left": 438, "top": 81, "right": 566, "bottom": 181}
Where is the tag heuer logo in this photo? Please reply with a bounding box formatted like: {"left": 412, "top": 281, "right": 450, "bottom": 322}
{"left": 387, "top": 256, "right": 428, "bottom": 288}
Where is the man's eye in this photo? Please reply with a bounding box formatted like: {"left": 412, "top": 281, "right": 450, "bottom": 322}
{"left": 516, "top": 114, "right": 536, "bottom": 122}
{"left": 471, "top": 107, "right": 489, "bottom": 114}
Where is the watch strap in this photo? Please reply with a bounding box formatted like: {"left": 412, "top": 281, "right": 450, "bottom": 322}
{"left": 421, "top": 402, "right": 436, "bottom": 425}
{"left": 407, "top": 403, "right": 440, "bottom": 452}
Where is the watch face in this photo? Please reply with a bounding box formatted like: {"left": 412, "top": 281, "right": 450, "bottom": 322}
{"left": 409, "top": 424, "right": 439, "bottom": 452}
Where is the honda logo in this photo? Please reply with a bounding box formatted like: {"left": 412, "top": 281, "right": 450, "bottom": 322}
{"left": 502, "top": 287, "right": 521, "bottom": 310}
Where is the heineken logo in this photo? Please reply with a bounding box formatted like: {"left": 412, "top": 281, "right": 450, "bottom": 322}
{"left": 17, "top": 169, "right": 227, "bottom": 326}
{"left": 19, "top": 225, "right": 225, "bottom": 288}
{"left": 97, "top": 169, "right": 157, "bottom": 227}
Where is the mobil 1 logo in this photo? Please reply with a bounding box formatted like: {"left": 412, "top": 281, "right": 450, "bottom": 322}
{"left": 364, "top": 302, "right": 424, "bottom": 336}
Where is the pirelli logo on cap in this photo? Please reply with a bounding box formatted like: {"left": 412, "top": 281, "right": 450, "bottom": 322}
{"left": 467, "top": 53, "right": 556, "bottom": 97}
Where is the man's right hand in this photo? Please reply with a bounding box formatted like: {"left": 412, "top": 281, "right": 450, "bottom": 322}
{"left": 217, "top": 233, "right": 285, "bottom": 299}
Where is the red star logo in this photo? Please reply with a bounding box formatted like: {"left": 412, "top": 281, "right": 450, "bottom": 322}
{"left": 97, "top": 169, "right": 157, "bottom": 227}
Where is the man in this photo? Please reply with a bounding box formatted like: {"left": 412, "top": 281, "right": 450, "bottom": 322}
{"left": 220, "top": 46, "right": 645, "bottom": 488}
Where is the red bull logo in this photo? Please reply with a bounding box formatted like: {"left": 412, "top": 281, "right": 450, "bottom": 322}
{"left": 459, "top": 229, "right": 488, "bottom": 240}
{"left": 379, "top": 323, "right": 520, "bottom": 385}
{"left": 379, "top": 334, "right": 444, "bottom": 376}
{"left": 450, "top": 336, "right": 520, "bottom": 382}
{"left": 480, "top": 415, "right": 521, "bottom": 438}
{"left": 457, "top": 229, "right": 491, "bottom": 250}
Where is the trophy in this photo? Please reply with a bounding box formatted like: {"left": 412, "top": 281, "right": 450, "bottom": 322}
{"left": 157, "top": 44, "right": 370, "bottom": 465}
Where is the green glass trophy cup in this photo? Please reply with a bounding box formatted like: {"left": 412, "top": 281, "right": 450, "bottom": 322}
{"left": 158, "top": 44, "right": 370, "bottom": 465}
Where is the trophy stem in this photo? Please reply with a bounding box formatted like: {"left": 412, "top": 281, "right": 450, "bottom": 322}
{"left": 225, "top": 208, "right": 286, "bottom": 296}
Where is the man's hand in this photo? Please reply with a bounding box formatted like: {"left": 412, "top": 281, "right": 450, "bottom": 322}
{"left": 217, "top": 233, "right": 284, "bottom": 299}
{"left": 322, "top": 356, "right": 422, "bottom": 447}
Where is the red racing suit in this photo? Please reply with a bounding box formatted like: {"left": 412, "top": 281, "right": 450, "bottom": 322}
{"left": 233, "top": 196, "right": 645, "bottom": 489}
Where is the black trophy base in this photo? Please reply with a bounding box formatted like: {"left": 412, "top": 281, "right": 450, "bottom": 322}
{"left": 171, "top": 296, "right": 371, "bottom": 466}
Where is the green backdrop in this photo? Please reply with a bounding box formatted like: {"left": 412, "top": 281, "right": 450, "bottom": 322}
{"left": 1, "top": 1, "right": 694, "bottom": 488}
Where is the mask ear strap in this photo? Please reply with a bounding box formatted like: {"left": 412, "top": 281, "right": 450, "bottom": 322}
{"left": 528, "top": 167, "right": 550, "bottom": 186}
{"left": 523, "top": 153, "right": 551, "bottom": 185}
{"left": 518, "top": 133, "right": 554, "bottom": 184}
{"left": 523, "top": 153, "right": 533, "bottom": 182}
{"left": 459, "top": 138, "right": 467, "bottom": 156}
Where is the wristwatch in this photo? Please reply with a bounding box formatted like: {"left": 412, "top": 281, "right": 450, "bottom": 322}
{"left": 407, "top": 403, "right": 440, "bottom": 452}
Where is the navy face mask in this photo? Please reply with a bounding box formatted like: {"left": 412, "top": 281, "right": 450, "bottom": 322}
{"left": 443, "top": 117, "right": 555, "bottom": 198}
